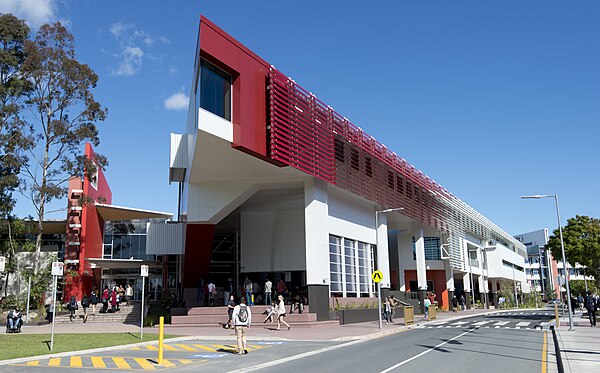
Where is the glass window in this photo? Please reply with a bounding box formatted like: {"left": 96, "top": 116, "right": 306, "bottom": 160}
{"left": 199, "top": 59, "right": 231, "bottom": 121}
{"left": 329, "top": 236, "right": 343, "bottom": 293}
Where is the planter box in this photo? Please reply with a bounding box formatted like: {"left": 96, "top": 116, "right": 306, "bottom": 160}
{"left": 338, "top": 308, "right": 379, "bottom": 325}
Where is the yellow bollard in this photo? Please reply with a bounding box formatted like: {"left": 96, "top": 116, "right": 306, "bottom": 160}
{"left": 554, "top": 303, "right": 559, "bottom": 328}
{"left": 158, "top": 316, "right": 164, "bottom": 365}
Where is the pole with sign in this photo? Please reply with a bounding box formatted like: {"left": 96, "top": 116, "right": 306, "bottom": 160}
{"left": 140, "top": 265, "right": 148, "bottom": 340}
{"left": 0, "top": 256, "right": 6, "bottom": 272}
{"left": 372, "top": 270, "right": 383, "bottom": 329}
{"left": 50, "top": 261, "right": 64, "bottom": 351}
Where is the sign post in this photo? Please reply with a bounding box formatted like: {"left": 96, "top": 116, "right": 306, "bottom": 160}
{"left": 50, "top": 261, "right": 64, "bottom": 351}
{"left": 372, "top": 270, "right": 383, "bottom": 329}
{"left": 140, "top": 265, "right": 149, "bottom": 340}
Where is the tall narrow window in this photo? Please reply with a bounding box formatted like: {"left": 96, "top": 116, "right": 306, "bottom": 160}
{"left": 199, "top": 59, "right": 231, "bottom": 121}
{"left": 329, "top": 236, "right": 343, "bottom": 294}
{"left": 334, "top": 138, "right": 345, "bottom": 162}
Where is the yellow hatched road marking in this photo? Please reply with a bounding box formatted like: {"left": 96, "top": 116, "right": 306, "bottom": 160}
{"left": 246, "top": 344, "right": 267, "bottom": 351}
{"left": 210, "top": 344, "right": 236, "bottom": 351}
{"left": 145, "top": 345, "right": 159, "bottom": 351}
{"left": 133, "top": 358, "right": 156, "bottom": 370}
{"left": 112, "top": 357, "right": 132, "bottom": 370}
{"left": 48, "top": 358, "right": 61, "bottom": 366}
{"left": 70, "top": 356, "right": 83, "bottom": 367}
{"left": 25, "top": 361, "right": 40, "bottom": 366}
{"left": 91, "top": 356, "right": 107, "bottom": 368}
{"left": 175, "top": 344, "right": 199, "bottom": 352}
{"left": 179, "top": 359, "right": 196, "bottom": 364}
{"left": 157, "top": 359, "right": 175, "bottom": 367}
{"left": 131, "top": 347, "right": 142, "bottom": 350}
{"left": 192, "top": 344, "right": 218, "bottom": 352}
{"left": 162, "top": 344, "right": 178, "bottom": 351}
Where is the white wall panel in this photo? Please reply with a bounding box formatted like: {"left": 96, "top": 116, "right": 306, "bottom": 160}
{"left": 241, "top": 210, "right": 306, "bottom": 273}
{"left": 198, "top": 108, "right": 233, "bottom": 142}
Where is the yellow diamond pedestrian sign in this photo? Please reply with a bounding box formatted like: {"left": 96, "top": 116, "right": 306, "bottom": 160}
{"left": 372, "top": 270, "right": 383, "bottom": 283}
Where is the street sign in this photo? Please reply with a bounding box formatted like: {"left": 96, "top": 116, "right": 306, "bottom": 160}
{"left": 0, "top": 256, "right": 5, "bottom": 272}
{"left": 51, "top": 261, "right": 64, "bottom": 276}
{"left": 141, "top": 265, "right": 149, "bottom": 277}
{"left": 372, "top": 270, "right": 383, "bottom": 283}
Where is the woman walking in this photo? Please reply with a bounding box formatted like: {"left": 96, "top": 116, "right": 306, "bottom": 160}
{"left": 276, "top": 295, "right": 290, "bottom": 331}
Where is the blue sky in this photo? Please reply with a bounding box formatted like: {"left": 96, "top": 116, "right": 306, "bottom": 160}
{"left": 3, "top": 0, "right": 599, "bottom": 236}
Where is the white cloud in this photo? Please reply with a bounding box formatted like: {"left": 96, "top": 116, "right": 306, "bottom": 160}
{"left": 0, "top": 0, "right": 56, "bottom": 28}
{"left": 112, "top": 46, "right": 143, "bottom": 77}
{"left": 108, "top": 21, "right": 170, "bottom": 77}
{"left": 164, "top": 92, "right": 189, "bottom": 111}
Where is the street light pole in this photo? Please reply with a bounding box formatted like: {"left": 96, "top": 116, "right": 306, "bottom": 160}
{"left": 521, "top": 194, "right": 574, "bottom": 330}
{"left": 375, "top": 207, "right": 404, "bottom": 329}
{"left": 25, "top": 266, "right": 33, "bottom": 323}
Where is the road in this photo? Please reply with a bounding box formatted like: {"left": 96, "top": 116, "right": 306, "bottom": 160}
{"left": 2, "top": 310, "right": 553, "bottom": 373}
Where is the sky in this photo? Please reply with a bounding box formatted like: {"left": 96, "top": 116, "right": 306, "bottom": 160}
{"left": 2, "top": 0, "right": 599, "bottom": 237}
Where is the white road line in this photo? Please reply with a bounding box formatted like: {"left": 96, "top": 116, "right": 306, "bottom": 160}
{"left": 493, "top": 321, "right": 510, "bottom": 326}
{"left": 449, "top": 321, "right": 469, "bottom": 326}
{"left": 380, "top": 328, "right": 477, "bottom": 373}
{"left": 516, "top": 322, "right": 531, "bottom": 327}
{"left": 430, "top": 321, "right": 449, "bottom": 325}
{"left": 473, "top": 321, "right": 491, "bottom": 326}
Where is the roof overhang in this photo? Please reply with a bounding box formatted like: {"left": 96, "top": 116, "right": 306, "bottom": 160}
{"left": 95, "top": 203, "right": 172, "bottom": 221}
{"left": 86, "top": 258, "right": 161, "bottom": 270}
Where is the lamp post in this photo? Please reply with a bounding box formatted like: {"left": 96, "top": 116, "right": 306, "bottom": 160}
{"left": 467, "top": 248, "right": 476, "bottom": 313}
{"left": 375, "top": 207, "right": 404, "bottom": 329}
{"left": 521, "top": 194, "right": 574, "bottom": 330}
{"left": 25, "top": 266, "right": 33, "bottom": 323}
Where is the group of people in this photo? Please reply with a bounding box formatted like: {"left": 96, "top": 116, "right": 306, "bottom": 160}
{"left": 451, "top": 294, "right": 467, "bottom": 312}
{"left": 382, "top": 295, "right": 399, "bottom": 323}
{"left": 62, "top": 283, "right": 134, "bottom": 322}
{"left": 198, "top": 276, "right": 295, "bottom": 308}
{"left": 225, "top": 293, "right": 292, "bottom": 356}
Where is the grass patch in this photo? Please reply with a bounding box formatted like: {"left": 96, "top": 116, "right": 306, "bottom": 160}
{"left": 0, "top": 333, "right": 178, "bottom": 361}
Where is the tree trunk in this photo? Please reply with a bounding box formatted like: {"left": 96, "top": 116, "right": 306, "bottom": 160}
{"left": 34, "top": 139, "right": 50, "bottom": 275}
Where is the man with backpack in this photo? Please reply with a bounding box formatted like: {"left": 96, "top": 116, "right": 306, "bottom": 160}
{"left": 585, "top": 290, "right": 597, "bottom": 327}
{"left": 232, "top": 297, "right": 252, "bottom": 355}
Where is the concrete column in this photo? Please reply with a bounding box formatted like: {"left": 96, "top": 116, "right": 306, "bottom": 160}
{"left": 376, "top": 213, "right": 391, "bottom": 289}
{"left": 478, "top": 270, "right": 487, "bottom": 309}
{"left": 398, "top": 234, "right": 407, "bottom": 291}
{"left": 491, "top": 281, "right": 499, "bottom": 308}
{"left": 415, "top": 229, "right": 427, "bottom": 291}
{"left": 463, "top": 272, "right": 472, "bottom": 310}
{"left": 304, "top": 178, "right": 330, "bottom": 321}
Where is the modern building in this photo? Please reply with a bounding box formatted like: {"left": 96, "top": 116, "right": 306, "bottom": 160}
{"left": 515, "top": 228, "right": 594, "bottom": 300}
{"left": 168, "top": 16, "right": 528, "bottom": 320}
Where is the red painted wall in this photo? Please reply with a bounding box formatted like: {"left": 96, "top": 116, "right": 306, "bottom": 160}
{"left": 183, "top": 224, "right": 215, "bottom": 288}
{"left": 199, "top": 16, "right": 272, "bottom": 160}
{"left": 404, "top": 269, "right": 448, "bottom": 310}
{"left": 64, "top": 143, "right": 112, "bottom": 301}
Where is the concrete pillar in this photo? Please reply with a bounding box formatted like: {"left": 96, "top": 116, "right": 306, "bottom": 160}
{"left": 419, "top": 289, "right": 427, "bottom": 315}
{"left": 376, "top": 213, "right": 391, "bottom": 289}
{"left": 304, "top": 178, "right": 330, "bottom": 321}
{"left": 415, "top": 229, "right": 427, "bottom": 291}
{"left": 463, "top": 272, "right": 472, "bottom": 310}
{"left": 491, "top": 281, "right": 499, "bottom": 308}
{"left": 397, "top": 234, "right": 407, "bottom": 292}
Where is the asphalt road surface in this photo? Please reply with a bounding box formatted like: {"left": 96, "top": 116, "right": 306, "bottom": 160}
{"left": 3, "top": 310, "right": 553, "bottom": 373}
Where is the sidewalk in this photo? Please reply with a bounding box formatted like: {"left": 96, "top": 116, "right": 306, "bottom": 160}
{"left": 551, "top": 311, "right": 600, "bottom": 373}
{"left": 16, "top": 307, "right": 512, "bottom": 342}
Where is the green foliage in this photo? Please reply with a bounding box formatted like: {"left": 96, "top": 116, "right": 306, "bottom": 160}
{"left": 498, "top": 280, "right": 516, "bottom": 308}
{"left": 0, "top": 14, "right": 33, "bottom": 218}
{"left": 143, "top": 302, "right": 172, "bottom": 327}
{"left": 547, "top": 215, "right": 600, "bottom": 287}
{"left": 568, "top": 280, "right": 598, "bottom": 298}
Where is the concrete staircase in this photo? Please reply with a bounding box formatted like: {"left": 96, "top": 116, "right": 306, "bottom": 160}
{"left": 53, "top": 303, "right": 141, "bottom": 325}
{"left": 171, "top": 305, "right": 335, "bottom": 328}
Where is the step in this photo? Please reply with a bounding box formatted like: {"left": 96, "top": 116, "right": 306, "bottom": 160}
{"left": 186, "top": 305, "right": 311, "bottom": 316}
{"left": 172, "top": 312, "right": 316, "bottom": 325}
{"left": 169, "top": 319, "right": 339, "bottom": 328}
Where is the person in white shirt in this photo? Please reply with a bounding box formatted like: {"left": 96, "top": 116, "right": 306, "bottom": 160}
{"left": 232, "top": 297, "right": 252, "bottom": 354}
{"left": 276, "top": 295, "right": 290, "bottom": 331}
{"left": 264, "top": 279, "right": 272, "bottom": 305}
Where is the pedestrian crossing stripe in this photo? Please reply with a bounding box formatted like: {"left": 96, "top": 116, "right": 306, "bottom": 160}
{"left": 15, "top": 356, "right": 205, "bottom": 370}
{"left": 131, "top": 343, "right": 269, "bottom": 353}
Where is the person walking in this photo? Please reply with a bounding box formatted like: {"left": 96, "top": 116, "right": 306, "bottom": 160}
{"left": 226, "top": 295, "right": 236, "bottom": 329}
{"left": 585, "top": 290, "right": 597, "bottom": 327}
{"left": 67, "top": 295, "right": 78, "bottom": 322}
{"left": 90, "top": 289, "right": 98, "bottom": 314}
{"left": 459, "top": 294, "right": 466, "bottom": 311}
{"left": 389, "top": 295, "right": 399, "bottom": 322}
{"left": 264, "top": 278, "right": 272, "bottom": 305}
{"left": 101, "top": 286, "right": 110, "bottom": 313}
{"left": 451, "top": 295, "right": 459, "bottom": 313}
{"left": 277, "top": 279, "right": 286, "bottom": 296}
{"left": 208, "top": 281, "right": 216, "bottom": 306}
{"left": 232, "top": 297, "right": 251, "bottom": 355}
{"left": 383, "top": 297, "right": 391, "bottom": 324}
{"left": 81, "top": 294, "right": 90, "bottom": 323}
{"left": 224, "top": 278, "right": 234, "bottom": 306}
{"left": 276, "top": 294, "right": 290, "bottom": 331}
{"left": 264, "top": 301, "right": 277, "bottom": 324}
{"left": 424, "top": 297, "right": 432, "bottom": 319}
{"left": 125, "top": 284, "right": 134, "bottom": 305}
{"left": 243, "top": 277, "right": 254, "bottom": 306}
{"left": 110, "top": 288, "right": 118, "bottom": 313}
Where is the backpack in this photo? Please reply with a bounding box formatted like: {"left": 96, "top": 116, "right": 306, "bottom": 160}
{"left": 586, "top": 296, "right": 595, "bottom": 310}
{"left": 238, "top": 304, "right": 248, "bottom": 323}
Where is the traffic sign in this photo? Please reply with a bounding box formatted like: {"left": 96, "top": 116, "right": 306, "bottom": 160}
{"left": 141, "top": 265, "right": 149, "bottom": 277}
{"left": 51, "top": 261, "right": 64, "bottom": 276}
{"left": 372, "top": 270, "right": 383, "bottom": 283}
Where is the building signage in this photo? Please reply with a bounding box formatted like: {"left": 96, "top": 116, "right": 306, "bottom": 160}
{"left": 51, "top": 262, "right": 64, "bottom": 276}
